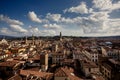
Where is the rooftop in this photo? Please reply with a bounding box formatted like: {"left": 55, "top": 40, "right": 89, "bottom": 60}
{"left": 20, "top": 70, "right": 53, "bottom": 80}
{"left": 55, "top": 67, "right": 83, "bottom": 80}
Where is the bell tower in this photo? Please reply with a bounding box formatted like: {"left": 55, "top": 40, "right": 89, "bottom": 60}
{"left": 60, "top": 32, "right": 62, "bottom": 41}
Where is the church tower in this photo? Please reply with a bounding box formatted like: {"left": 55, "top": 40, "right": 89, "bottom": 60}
{"left": 60, "top": 32, "right": 62, "bottom": 41}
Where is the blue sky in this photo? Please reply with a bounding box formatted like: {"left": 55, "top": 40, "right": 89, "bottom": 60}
{"left": 0, "top": 0, "right": 120, "bottom": 36}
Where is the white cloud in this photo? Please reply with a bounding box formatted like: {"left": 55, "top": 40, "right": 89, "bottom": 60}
{"left": 79, "top": 14, "right": 120, "bottom": 36}
{"left": 24, "top": 1, "right": 119, "bottom": 36}
{"left": 46, "top": 13, "right": 61, "bottom": 22}
{"left": 0, "top": 14, "right": 27, "bottom": 35}
{"left": 0, "top": 14, "right": 23, "bottom": 25}
{"left": 108, "top": 18, "right": 120, "bottom": 27}
{"left": 64, "top": 2, "right": 88, "bottom": 14}
{"left": 89, "top": 8, "right": 93, "bottom": 13}
{"left": 51, "top": 11, "right": 119, "bottom": 36}
{"left": 60, "top": 28, "right": 84, "bottom": 36}
{"left": 0, "top": 27, "right": 17, "bottom": 35}
{"left": 28, "top": 11, "right": 42, "bottom": 23}
{"left": 93, "top": 0, "right": 112, "bottom": 10}
{"left": 43, "top": 11, "right": 120, "bottom": 36}
{"left": 10, "top": 24, "right": 27, "bottom": 33}
{"left": 42, "top": 30, "right": 56, "bottom": 36}
{"left": 79, "top": 0, "right": 119, "bottom": 36}
{"left": 1, "top": 1, "right": 120, "bottom": 37}
{"left": 46, "top": 13, "right": 76, "bottom": 23}
{"left": 80, "top": 18, "right": 103, "bottom": 33}
{"left": 43, "top": 23, "right": 61, "bottom": 29}
{"left": 106, "top": 19, "right": 120, "bottom": 32}
{"left": 89, "top": 11, "right": 109, "bottom": 21}
{"left": 29, "top": 25, "right": 40, "bottom": 33}
{"left": 61, "top": 17, "right": 75, "bottom": 23}
{"left": 28, "top": 25, "right": 56, "bottom": 36}
{"left": 112, "top": 1, "right": 120, "bottom": 10}
{"left": 93, "top": 0, "right": 120, "bottom": 11}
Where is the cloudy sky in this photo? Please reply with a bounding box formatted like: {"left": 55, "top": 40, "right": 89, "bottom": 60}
{"left": 0, "top": 0, "right": 120, "bottom": 37}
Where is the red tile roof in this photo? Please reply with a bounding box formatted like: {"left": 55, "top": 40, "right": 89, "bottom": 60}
{"left": 20, "top": 70, "right": 53, "bottom": 80}
{"left": 55, "top": 67, "right": 83, "bottom": 80}
{"left": 0, "top": 61, "right": 20, "bottom": 67}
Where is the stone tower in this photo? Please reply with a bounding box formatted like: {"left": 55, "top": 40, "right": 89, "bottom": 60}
{"left": 60, "top": 32, "right": 62, "bottom": 41}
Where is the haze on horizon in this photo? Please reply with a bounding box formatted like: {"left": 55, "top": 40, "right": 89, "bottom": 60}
{"left": 0, "top": 0, "right": 120, "bottom": 37}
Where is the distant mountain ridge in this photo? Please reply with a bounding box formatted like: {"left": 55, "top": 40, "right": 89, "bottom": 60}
{"left": 0, "top": 35, "right": 120, "bottom": 40}
{"left": 0, "top": 35, "right": 16, "bottom": 39}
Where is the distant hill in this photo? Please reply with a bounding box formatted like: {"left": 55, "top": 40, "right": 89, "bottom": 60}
{"left": 0, "top": 35, "right": 120, "bottom": 40}
{"left": 79, "top": 36, "right": 120, "bottom": 39}
{"left": 0, "top": 35, "right": 16, "bottom": 39}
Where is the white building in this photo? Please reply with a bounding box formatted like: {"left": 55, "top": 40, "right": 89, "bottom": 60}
{"left": 0, "top": 38, "right": 8, "bottom": 45}
{"left": 101, "top": 47, "right": 120, "bottom": 60}
{"left": 82, "top": 49, "right": 98, "bottom": 63}
{"left": 80, "top": 60, "right": 99, "bottom": 77}
{"left": 52, "top": 53, "right": 65, "bottom": 64}
{"left": 73, "top": 50, "right": 83, "bottom": 60}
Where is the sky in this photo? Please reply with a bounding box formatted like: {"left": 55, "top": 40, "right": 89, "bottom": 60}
{"left": 0, "top": 0, "right": 120, "bottom": 37}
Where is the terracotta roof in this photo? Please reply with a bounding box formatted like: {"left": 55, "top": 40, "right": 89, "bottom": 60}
{"left": 55, "top": 67, "right": 83, "bottom": 80}
{"left": 103, "top": 63, "right": 112, "bottom": 71}
{"left": 26, "top": 67, "right": 40, "bottom": 71}
{"left": 52, "top": 53, "right": 64, "bottom": 56}
{"left": 81, "top": 60, "right": 98, "bottom": 68}
{"left": 8, "top": 74, "right": 22, "bottom": 80}
{"left": 13, "top": 56, "right": 23, "bottom": 60}
{"left": 62, "top": 59, "right": 73, "bottom": 63}
{"left": 20, "top": 70, "right": 53, "bottom": 80}
{"left": 0, "top": 61, "right": 19, "bottom": 67}
{"left": 54, "top": 68, "right": 68, "bottom": 77}
{"left": 28, "top": 57, "right": 40, "bottom": 61}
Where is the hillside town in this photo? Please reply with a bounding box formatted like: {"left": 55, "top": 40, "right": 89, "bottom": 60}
{"left": 0, "top": 32, "right": 120, "bottom": 80}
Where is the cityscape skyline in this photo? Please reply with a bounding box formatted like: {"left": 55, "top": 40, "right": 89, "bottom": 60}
{"left": 0, "top": 0, "right": 120, "bottom": 37}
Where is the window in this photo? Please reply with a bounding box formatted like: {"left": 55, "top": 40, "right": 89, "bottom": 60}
{"left": 95, "top": 59, "right": 97, "bottom": 62}
{"left": 89, "top": 68, "right": 91, "bottom": 72}
{"left": 105, "top": 70, "right": 106, "bottom": 73}
{"left": 108, "top": 72, "right": 109, "bottom": 76}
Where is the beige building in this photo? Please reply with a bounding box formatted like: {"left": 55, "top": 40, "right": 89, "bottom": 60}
{"left": 101, "top": 47, "right": 107, "bottom": 57}
{"left": 0, "top": 54, "right": 9, "bottom": 60}
{"left": 101, "top": 59, "right": 120, "bottom": 80}
{"left": 82, "top": 49, "right": 98, "bottom": 63}
{"left": 0, "top": 38, "right": 8, "bottom": 45}
{"left": 73, "top": 50, "right": 83, "bottom": 60}
{"left": 101, "top": 47, "right": 120, "bottom": 60}
{"left": 40, "top": 53, "right": 48, "bottom": 71}
{"left": 52, "top": 53, "right": 65, "bottom": 64}
{"left": 52, "top": 44, "right": 58, "bottom": 52}
{"left": 54, "top": 67, "right": 82, "bottom": 80}
{"left": 80, "top": 60, "right": 99, "bottom": 77}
